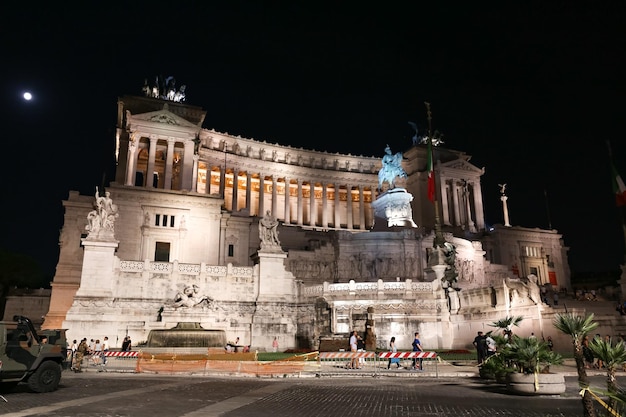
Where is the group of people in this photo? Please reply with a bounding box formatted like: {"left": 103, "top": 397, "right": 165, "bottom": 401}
{"left": 384, "top": 332, "right": 425, "bottom": 371}
{"left": 68, "top": 335, "right": 131, "bottom": 372}
{"left": 344, "top": 331, "right": 429, "bottom": 371}
{"left": 347, "top": 331, "right": 366, "bottom": 369}
{"left": 473, "top": 330, "right": 555, "bottom": 365}
{"left": 472, "top": 331, "right": 498, "bottom": 365}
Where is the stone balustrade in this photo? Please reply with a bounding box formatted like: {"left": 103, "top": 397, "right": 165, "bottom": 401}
{"left": 118, "top": 259, "right": 254, "bottom": 278}
{"left": 302, "top": 279, "right": 438, "bottom": 298}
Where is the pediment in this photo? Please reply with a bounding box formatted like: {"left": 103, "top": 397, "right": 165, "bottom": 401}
{"left": 439, "top": 159, "right": 484, "bottom": 176}
{"left": 130, "top": 108, "right": 198, "bottom": 129}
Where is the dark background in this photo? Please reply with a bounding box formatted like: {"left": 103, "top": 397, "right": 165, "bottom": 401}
{"left": 2, "top": 2, "right": 625, "bottom": 283}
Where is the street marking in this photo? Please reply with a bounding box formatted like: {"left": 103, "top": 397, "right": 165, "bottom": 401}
{"left": 2, "top": 380, "right": 191, "bottom": 417}
{"left": 180, "top": 383, "right": 288, "bottom": 417}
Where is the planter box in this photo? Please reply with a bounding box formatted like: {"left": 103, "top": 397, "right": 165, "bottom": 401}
{"left": 506, "top": 372, "right": 566, "bottom": 395}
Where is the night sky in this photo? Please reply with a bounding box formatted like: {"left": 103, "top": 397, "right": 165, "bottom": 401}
{"left": 2, "top": 3, "right": 625, "bottom": 280}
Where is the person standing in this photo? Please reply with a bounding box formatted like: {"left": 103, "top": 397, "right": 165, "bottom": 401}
{"left": 473, "top": 331, "right": 487, "bottom": 364}
{"left": 121, "top": 336, "right": 130, "bottom": 351}
{"left": 74, "top": 338, "right": 89, "bottom": 372}
{"left": 102, "top": 336, "right": 110, "bottom": 365}
{"left": 92, "top": 339, "right": 103, "bottom": 366}
{"left": 348, "top": 330, "right": 359, "bottom": 369}
{"left": 69, "top": 339, "right": 78, "bottom": 370}
{"left": 272, "top": 337, "right": 279, "bottom": 353}
{"left": 411, "top": 332, "right": 423, "bottom": 371}
{"left": 387, "top": 336, "right": 401, "bottom": 369}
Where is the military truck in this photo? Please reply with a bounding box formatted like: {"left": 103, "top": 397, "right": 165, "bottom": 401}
{"left": 0, "top": 315, "right": 67, "bottom": 393}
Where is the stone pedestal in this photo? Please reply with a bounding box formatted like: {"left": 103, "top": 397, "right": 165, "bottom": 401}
{"left": 371, "top": 188, "right": 417, "bottom": 229}
{"left": 75, "top": 239, "right": 119, "bottom": 298}
{"left": 251, "top": 249, "right": 295, "bottom": 301}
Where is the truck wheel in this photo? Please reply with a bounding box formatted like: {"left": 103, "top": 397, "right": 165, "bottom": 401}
{"left": 28, "top": 361, "right": 62, "bottom": 393}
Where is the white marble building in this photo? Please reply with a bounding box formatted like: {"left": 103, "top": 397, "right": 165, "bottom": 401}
{"left": 43, "top": 93, "right": 571, "bottom": 351}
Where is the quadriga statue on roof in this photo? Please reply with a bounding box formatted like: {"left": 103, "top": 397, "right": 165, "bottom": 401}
{"left": 378, "top": 145, "right": 407, "bottom": 191}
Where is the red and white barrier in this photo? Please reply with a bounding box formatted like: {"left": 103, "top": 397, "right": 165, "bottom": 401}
{"left": 319, "top": 351, "right": 376, "bottom": 359}
{"left": 102, "top": 351, "right": 139, "bottom": 357}
{"left": 378, "top": 351, "right": 438, "bottom": 359}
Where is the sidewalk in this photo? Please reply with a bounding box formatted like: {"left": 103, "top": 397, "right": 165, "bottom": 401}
{"left": 73, "top": 355, "right": 621, "bottom": 379}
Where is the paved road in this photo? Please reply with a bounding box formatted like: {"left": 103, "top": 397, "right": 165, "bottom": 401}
{"left": 0, "top": 370, "right": 617, "bottom": 417}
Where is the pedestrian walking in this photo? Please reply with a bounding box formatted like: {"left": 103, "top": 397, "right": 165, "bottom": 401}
{"left": 347, "top": 330, "right": 360, "bottom": 369}
{"left": 411, "top": 332, "right": 423, "bottom": 371}
{"left": 387, "top": 336, "right": 401, "bottom": 369}
{"left": 102, "top": 336, "right": 110, "bottom": 365}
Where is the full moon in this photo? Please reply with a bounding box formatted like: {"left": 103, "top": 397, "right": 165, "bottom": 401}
{"left": 23, "top": 92, "right": 32, "bottom": 101}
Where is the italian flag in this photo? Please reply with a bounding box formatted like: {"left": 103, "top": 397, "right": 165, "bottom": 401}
{"left": 427, "top": 139, "right": 435, "bottom": 203}
{"left": 611, "top": 162, "right": 626, "bottom": 207}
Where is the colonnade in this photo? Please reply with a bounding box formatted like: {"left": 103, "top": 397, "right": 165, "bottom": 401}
{"left": 439, "top": 177, "right": 485, "bottom": 232}
{"left": 200, "top": 165, "right": 374, "bottom": 231}
{"left": 125, "top": 134, "right": 195, "bottom": 190}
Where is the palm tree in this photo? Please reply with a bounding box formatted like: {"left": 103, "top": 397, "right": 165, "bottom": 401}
{"left": 489, "top": 315, "right": 523, "bottom": 337}
{"left": 506, "top": 336, "right": 563, "bottom": 391}
{"left": 588, "top": 336, "right": 626, "bottom": 411}
{"left": 553, "top": 313, "right": 598, "bottom": 417}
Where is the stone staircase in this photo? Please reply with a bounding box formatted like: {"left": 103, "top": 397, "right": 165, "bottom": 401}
{"left": 550, "top": 294, "right": 626, "bottom": 337}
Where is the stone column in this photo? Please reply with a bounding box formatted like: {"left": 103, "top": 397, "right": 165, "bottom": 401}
{"left": 219, "top": 165, "right": 226, "bottom": 198}
{"left": 501, "top": 194, "right": 511, "bottom": 227}
{"left": 259, "top": 174, "right": 265, "bottom": 217}
{"left": 440, "top": 177, "right": 451, "bottom": 226}
{"left": 164, "top": 138, "right": 175, "bottom": 190}
{"left": 473, "top": 180, "right": 485, "bottom": 230}
{"left": 309, "top": 181, "right": 316, "bottom": 227}
{"left": 146, "top": 135, "right": 158, "bottom": 188}
{"left": 231, "top": 170, "right": 239, "bottom": 212}
{"left": 181, "top": 140, "right": 195, "bottom": 191}
{"left": 190, "top": 155, "right": 198, "bottom": 192}
{"left": 334, "top": 184, "right": 340, "bottom": 228}
{"left": 452, "top": 181, "right": 461, "bottom": 226}
{"left": 272, "top": 176, "right": 278, "bottom": 218}
{"left": 321, "top": 183, "right": 328, "bottom": 228}
{"left": 246, "top": 172, "right": 253, "bottom": 213}
{"left": 465, "top": 182, "right": 476, "bottom": 232}
{"left": 125, "top": 139, "right": 137, "bottom": 186}
{"left": 358, "top": 185, "right": 365, "bottom": 230}
{"left": 297, "top": 179, "right": 303, "bottom": 226}
{"left": 346, "top": 184, "right": 353, "bottom": 229}
{"left": 284, "top": 177, "right": 291, "bottom": 224}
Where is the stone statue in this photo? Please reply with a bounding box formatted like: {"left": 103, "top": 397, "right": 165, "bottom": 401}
{"left": 378, "top": 145, "right": 407, "bottom": 191}
{"left": 442, "top": 242, "right": 458, "bottom": 286}
{"left": 259, "top": 210, "right": 280, "bottom": 248}
{"left": 171, "top": 285, "right": 213, "bottom": 308}
{"left": 86, "top": 186, "right": 118, "bottom": 236}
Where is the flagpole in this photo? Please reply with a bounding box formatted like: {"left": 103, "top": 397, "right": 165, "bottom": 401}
{"left": 607, "top": 140, "right": 626, "bottom": 263}
{"left": 425, "top": 102, "right": 445, "bottom": 248}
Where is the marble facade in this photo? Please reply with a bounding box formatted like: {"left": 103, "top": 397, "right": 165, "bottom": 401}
{"left": 43, "top": 93, "right": 571, "bottom": 352}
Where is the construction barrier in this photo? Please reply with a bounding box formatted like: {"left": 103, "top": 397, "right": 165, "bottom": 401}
{"left": 378, "top": 351, "right": 439, "bottom": 376}
{"left": 134, "top": 351, "right": 318, "bottom": 376}
{"left": 75, "top": 350, "right": 438, "bottom": 377}
{"left": 102, "top": 351, "right": 139, "bottom": 357}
